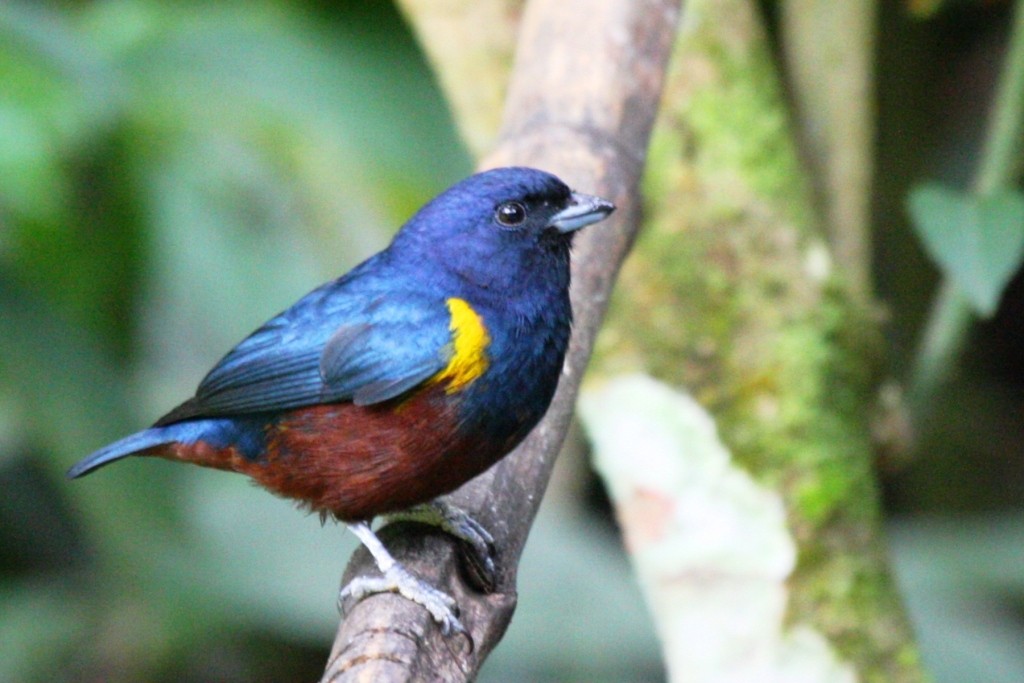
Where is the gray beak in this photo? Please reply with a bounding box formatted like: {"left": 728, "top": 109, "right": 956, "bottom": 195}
{"left": 547, "top": 191, "right": 616, "bottom": 234}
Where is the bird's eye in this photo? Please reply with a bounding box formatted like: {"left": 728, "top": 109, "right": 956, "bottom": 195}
{"left": 495, "top": 201, "right": 527, "bottom": 227}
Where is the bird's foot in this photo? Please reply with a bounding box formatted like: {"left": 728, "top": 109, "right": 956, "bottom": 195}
{"left": 343, "top": 521, "right": 467, "bottom": 636}
{"left": 382, "top": 500, "right": 497, "bottom": 591}
{"left": 339, "top": 564, "right": 465, "bottom": 636}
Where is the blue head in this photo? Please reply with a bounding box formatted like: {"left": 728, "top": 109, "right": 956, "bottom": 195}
{"left": 389, "top": 167, "right": 614, "bottom": 297}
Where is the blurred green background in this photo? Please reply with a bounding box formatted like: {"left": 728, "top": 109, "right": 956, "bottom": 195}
{"left": 1, "top": 1, "right": 1022, "bottom": 681}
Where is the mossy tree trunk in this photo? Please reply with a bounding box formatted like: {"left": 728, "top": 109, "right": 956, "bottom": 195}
{"left": 582, "top": 1, "right": 927, "bottom": 681}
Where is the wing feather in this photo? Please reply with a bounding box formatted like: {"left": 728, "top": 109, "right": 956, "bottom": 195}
{"left": 155, "top": 276, "right": 453, "bottom": 425}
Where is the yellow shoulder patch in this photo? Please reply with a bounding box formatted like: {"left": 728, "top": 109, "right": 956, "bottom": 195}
{"left": 431, "top": 297, "right": 491, "bottom": 393}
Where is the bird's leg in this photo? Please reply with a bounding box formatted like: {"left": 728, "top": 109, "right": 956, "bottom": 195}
{"left": 381, "top": 499, "right": 497, "bottom": 591}
{"left": 340, "top": 521, "right": 465, "bottom": 635}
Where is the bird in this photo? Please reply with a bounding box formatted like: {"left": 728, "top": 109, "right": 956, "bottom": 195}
{"left": 68, "top": 166, "right": 615, "bottom": 635}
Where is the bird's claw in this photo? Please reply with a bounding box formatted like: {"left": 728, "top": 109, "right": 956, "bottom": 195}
{"left": 382, "top": 500, "right": 497, "bottom": 592}
{"left": 339, "top": 565, "right": 466, "bottom": 636}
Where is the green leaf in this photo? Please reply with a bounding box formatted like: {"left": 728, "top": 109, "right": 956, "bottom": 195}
{"left": 908, "top": 183, "right": 1024, "bottom": 317}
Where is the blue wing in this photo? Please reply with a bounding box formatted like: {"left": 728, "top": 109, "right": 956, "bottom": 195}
{"left": 155, "top": 269, "right": 453, "bottom": 425}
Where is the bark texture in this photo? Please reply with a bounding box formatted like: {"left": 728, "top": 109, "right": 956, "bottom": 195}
{"left": 321, "top": 1, "right": 680, "bottom": 680}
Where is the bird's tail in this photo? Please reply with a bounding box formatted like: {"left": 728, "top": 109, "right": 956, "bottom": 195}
{"left": 67, "top": 428, "right": 176, "bottom": 479}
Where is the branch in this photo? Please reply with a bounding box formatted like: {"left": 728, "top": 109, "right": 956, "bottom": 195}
{"left": 321, "top": 0, "right": 680, "bottom": 679}
{"left": 781, "top": 0, "right": 878, "bottom": 301}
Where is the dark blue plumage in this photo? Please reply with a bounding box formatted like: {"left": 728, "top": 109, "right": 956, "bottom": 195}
{"left": 68, "top": 167, "right": 614, "bottom": 634}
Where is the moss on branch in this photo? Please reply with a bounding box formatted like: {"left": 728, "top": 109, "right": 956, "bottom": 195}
{"left": 588, "top": 1, "right": 926, "bottom": 680}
